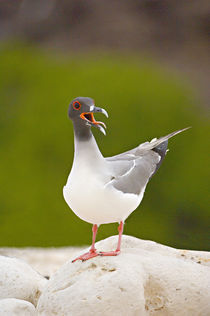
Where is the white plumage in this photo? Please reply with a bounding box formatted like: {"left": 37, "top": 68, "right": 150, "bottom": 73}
{"left": 63, "top": 136, "right": 144, "bottom": 225}
{"left": 63, "top": 96, "right": 189, "bottom": 262}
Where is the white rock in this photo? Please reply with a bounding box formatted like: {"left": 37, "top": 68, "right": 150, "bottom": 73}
{"left": 0, "top": 255, "right": 47, "bottom": 306}
{"left": 37, "top": 235, "right": 210, "bottom": 316}
{"left": 0, "top": 247, "right": 80, "bottom": 277}
{"left": 0, "top": 298, "right": 35, "bottom": 316}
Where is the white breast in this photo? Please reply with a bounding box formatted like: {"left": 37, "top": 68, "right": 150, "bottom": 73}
{"left": 63, "top": 160, "right": 144, "bottom": 225}
{"left": 63, "top": 136, "right": 143, "bottom": 225}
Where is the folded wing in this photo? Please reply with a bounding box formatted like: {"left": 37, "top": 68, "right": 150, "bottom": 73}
{"left": 106, "top": 128, "right": 189, "bottom": 195}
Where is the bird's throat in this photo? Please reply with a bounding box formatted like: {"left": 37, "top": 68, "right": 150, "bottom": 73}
{"left": 73, "top": 119, "right": 92, "bottom": 142}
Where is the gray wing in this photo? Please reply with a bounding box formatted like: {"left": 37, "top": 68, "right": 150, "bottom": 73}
{"left": 107, "top": 151, "right": 160, "bottom": 195}
{"left": 106, "top": 128, "right": 189, "bottom": 195}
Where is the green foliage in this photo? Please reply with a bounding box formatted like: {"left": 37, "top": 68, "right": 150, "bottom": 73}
{"left": 0, "top": 43, "right": 209, "bottom": 250}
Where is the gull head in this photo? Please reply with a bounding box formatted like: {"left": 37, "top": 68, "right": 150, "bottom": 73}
{"left": 68, "top": 97, "right": 108, "bottom": 135}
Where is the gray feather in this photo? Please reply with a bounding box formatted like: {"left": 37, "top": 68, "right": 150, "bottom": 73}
{"left": 106, "top": 127, "right": 190, "bottom": 195}
{"left": 110, "top": 151, "right": 160, "bottom": 194}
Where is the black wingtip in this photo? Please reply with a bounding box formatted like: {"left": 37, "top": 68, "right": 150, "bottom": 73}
{"left": 152, "top": 140, "right": 168, "bottom": 174}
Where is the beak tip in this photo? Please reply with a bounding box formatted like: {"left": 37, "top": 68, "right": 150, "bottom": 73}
{"left": 98, "top": 125, "right": 106, "bottom": 135}
{"left": 102, "top": 108, "right": 109, "bottom": 118}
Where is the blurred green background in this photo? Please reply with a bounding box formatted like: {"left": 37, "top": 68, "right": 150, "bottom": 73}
{"left": 0, "top": 1, "right": 209, "bottom": 250}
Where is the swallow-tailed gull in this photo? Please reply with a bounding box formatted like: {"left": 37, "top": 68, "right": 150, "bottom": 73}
{"left": 63, "top": 97, "right": 189, "bottom": 262}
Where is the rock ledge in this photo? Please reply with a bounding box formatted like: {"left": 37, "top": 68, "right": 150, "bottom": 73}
{"left": 1, "top": 236, "right": 210, "bottom": 316}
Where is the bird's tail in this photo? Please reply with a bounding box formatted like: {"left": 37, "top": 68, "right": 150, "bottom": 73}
{"left": 148, "top": 127, "right": 190, "bottom": 176}
{"left": 138, "top": 127, "right": 191, "bottom": 152}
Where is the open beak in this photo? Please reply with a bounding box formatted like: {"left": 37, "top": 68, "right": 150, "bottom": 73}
{"left": 80, "top": 106, "right": 108, "bottom": 135}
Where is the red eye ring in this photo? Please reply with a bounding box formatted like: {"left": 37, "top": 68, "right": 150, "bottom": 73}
{"left": 73, "top": 101, "right": 81, "bottom": 110}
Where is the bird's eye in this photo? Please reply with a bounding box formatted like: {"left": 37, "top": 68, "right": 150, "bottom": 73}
{"left": 73, "top": 101, "right": 81, "bottom": 110}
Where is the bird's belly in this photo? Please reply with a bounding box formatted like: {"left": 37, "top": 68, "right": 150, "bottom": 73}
{"left": 63, "top": 179, "right": 141, "bottom": 225}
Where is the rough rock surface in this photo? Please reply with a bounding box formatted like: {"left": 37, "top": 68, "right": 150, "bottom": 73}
{"left": 37, "top": 235, "right": 210, "bottom": 316}
{"left": 0, "top": 298, "right": 36, "bottom": 316}
{"left": 0, "top": 255, "right": 47, "bottom": 306}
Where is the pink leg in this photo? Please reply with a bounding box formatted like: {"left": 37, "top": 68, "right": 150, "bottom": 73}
{"left": 72, "top": 224, "right": 99, "bottom": 262}
{"left": 100, "top": 221, "right": 124, "bottom": 257}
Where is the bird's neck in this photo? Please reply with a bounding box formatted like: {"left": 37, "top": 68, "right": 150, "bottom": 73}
{"left": 73, "top": 119, "right": 92, "bottom": 141}
{"left": 73, "top": 125, "right": 103, "bottom": 163}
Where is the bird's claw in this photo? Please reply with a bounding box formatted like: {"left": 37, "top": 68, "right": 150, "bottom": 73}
{"left": 99, "top": 250, "right": 120, "bottom": 256}
{"left": 72, "top": 251, "right": 99, "bottom": 263}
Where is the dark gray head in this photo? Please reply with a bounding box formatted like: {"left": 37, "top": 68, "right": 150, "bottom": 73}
{"left": 68, "top": 97, "right": 108, "bottom": 140}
